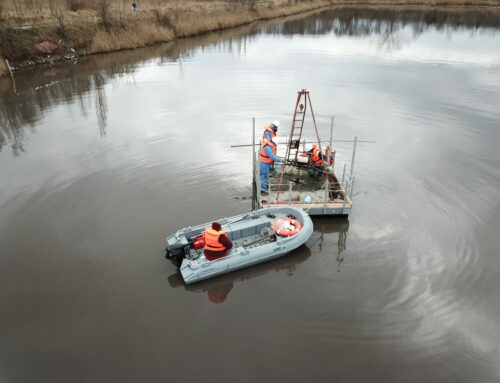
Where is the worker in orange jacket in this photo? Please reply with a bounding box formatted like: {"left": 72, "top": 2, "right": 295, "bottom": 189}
{"left": 259, "top": 120, "right": 283, "bottom": 194}
{"left": 204, "top": 222, "right": 233, "bottom": 261}
{"left": 306, "top": 144, "right": 324, "bottom": 180}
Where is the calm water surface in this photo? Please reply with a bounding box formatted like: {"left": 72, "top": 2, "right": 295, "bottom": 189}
{"left": 1, "top": 6, "right": 500, "bottom": 383}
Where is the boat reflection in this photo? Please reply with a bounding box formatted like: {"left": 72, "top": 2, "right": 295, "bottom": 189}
{"left": 312, "top": 217, "right": 350, "bottom": 271}
{"left": 168, "top": 217, "right": 349, "bottom": 303}
{"left": 168, "top": 246, "right": 312, "bottom": 303}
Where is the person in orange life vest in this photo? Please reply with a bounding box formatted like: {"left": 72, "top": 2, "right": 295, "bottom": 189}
{"left": 260, "top": 120, "right": 283, "bottom": 194}
{"left": 204, "top": 222, "right": 233, "bottom": 261}
{"left": 306, "top": 144, "right": 324, "bottom": 180}
{"left": 263, "top": 120, "right": 280, "bottom": 141}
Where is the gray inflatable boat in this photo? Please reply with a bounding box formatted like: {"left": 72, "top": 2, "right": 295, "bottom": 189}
{"left": 165, "top": 206, "right": 313, "bottom": 284}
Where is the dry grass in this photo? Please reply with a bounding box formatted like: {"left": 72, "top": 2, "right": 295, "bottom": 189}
{"left": 0, "top": 0, "right": 335, "bottom": 71}
{"left": 90, "top": 24, "right": 175, "bottom": 53}
{"left": 174, "top": 8, "right": 255, "bottom": 37}
{"left": 1, "top": 0, "right": 499, "bottom": 75}
{"left": 0, "top": 57, "right": 8, "bottom": 77}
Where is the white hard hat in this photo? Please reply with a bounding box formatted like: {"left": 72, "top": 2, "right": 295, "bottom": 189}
{"left": 272, "top": 120, "right": 280, "bottom": 128}
{"left": 304, "top": 143, "right": 313, "bottom": 151}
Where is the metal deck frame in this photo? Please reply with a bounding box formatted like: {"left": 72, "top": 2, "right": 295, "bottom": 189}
{"left": 252, "top": 117, "right": 358, "bottom": 216}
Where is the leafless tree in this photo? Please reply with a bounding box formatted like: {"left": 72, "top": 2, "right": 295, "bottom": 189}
{"left": 98, "top": 0, "right": 111, "bottom": 31}
{"left": 115, "top": 0, "right": 126, "bottom": 29}
{"left": 249, "top": 0, "right": 257, "bottom": 12}
{"left": 54, "top": 6, "right": 65, "bottom": 36}
{"left": 152, "top": 8, "right": 174, "bottom": 30}
{"left": 0, "top": 0, "right": 9, "bottom": 55}
{"left": 0, "top": 0, "right": 4, "bottom": 23}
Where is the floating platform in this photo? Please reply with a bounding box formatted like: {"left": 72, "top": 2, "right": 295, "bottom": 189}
{"left": 253, "top": 157, "right": 353, "bottom": 216}
{"left": 250, "top": 89, "right": 357, "bottom": 217}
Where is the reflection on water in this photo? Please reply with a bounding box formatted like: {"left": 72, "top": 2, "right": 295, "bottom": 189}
{"left": 168, "top": 218, "right": 348, "bottom": 304}
{"left": 312, "top": 217, "right": 350, "bottom": 271}
{"left": 0, "top": 72, "right": 111, "bottom": 153}
{"left": 267, "top": 6, "right": 500, "bottom": 37}
{"left": 168, "top": 246, "right": 312, "bottom": 304}
{"left": 1, "top": 5, "right": 500, "bottom": 383}
{"left": 1, "top": 6, "right": 499, "bottom": 154}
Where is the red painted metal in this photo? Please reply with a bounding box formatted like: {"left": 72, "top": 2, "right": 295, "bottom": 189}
{"left": 275, "top": 89, "right": 327, "bottom": 200}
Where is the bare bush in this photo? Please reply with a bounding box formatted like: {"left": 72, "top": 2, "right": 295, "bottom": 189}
{"left": 152, "top": 8, "right": 174, "bottom": 31}
{"left": 98, "top": 0, "right": 111, "bottom": 31}
{"left": 0, "top": 0, "right": 4, "bottom": 23}
{"left": 0, "top": 6, "right": 17, "bottom": 60}
{"left": 249, "top": 0, "right": 258, "bottom": 11}
{"left": 54, "top": 7, "right": 65, "bottom": 36}
{"left": 23, "top": 0, "right": 41, "bottom": 15}
{"left": 115, "top": 0, "right": 127, "bottom": 29}
{"left": 10, "top": 0, "right": 22, "bottom": 18}
{"left": 67, "top": 0, "right": 97, "bottom": 12}
{"left": 0, "top": 0, "right": 10, "bottom": 55}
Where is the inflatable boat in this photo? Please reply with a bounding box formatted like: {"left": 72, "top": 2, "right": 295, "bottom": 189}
{"left": 165, "top": 206, "right": 313, "bottom": 284}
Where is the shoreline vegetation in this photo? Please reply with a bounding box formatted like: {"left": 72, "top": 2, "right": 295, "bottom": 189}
{"left": 1, "top": 0, "right": 499, "bottom": 78}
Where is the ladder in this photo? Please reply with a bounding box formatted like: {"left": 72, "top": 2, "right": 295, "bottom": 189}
{"left": 286, "top": 90, "right": 308, "bottom": 163}
{"left": 276, "top": 89, "right": 325, "bottom": 197}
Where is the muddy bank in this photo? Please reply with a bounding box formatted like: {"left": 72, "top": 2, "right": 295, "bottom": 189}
{"left": 1, "top": 0, "right": 499, "bottom": 76}
{"left": 1, "top": 0, "right": 334, "bottom": 75}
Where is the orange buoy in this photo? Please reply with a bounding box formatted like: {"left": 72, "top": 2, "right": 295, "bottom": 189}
{"left": 273, "top": 218, "right": 302, "bottom": 237}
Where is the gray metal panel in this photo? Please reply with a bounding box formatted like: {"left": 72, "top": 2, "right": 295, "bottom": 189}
{"left": 305, "top": 207, "right": 351, "bottom": 216}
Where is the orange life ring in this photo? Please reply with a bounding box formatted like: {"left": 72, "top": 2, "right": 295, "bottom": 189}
{"left": 273, "top": 218, "right": 302, "bottom": 237}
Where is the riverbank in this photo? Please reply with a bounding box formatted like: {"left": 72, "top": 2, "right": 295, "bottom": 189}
{"left": 1, "top": 0, "right": 499, "bottom": 77}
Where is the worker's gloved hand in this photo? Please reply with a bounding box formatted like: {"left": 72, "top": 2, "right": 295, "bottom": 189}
{"left": 277, "top": 157, "right": 284, "bottom": 163}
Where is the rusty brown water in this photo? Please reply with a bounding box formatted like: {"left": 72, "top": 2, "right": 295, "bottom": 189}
{"left": 1, "top": 7, "right": 500, "bottom": 383}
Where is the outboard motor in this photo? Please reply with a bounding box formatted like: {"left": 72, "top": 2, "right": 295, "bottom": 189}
{"left": 166, "top": 233, "right": 205, "bottom": 266}
{"left": 165, "top": 243, "right": 189, "bottom": 267}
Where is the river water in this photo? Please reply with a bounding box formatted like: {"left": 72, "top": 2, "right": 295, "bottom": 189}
{"left": 1, "top": 6, "right": 500, "bottom": 382}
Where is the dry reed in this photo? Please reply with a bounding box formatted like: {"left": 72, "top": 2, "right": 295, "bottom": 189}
{"left": 90, "top": 24, "right": 175, "bottom": 53}
{"left": 1, "top": 0, "right": 499, "bottom": 75}
{"left": 0, "top": 57, "right": 8, "bottom": 77}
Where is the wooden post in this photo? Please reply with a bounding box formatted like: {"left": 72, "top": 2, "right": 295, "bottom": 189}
{"left": 4, "top": 59, "right": 17, "bottom": 93}
{"left": 5, "top": 59, "right": 14, "bottom": 78}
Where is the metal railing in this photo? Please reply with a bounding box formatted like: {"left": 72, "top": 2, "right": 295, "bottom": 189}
{"left": 251, "top": 117, "right": 358, "bottom": 214}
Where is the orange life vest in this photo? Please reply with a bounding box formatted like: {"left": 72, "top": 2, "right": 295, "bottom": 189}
{"left": 324, "top": 145, "right": 335, "bottom": 166}
{"left": 204, "top": 228, "right": 227, "bottom": 252}
{"left": 262, "top": 124, "right": 276, "bottom": 139}
{"left": 259, "top": 138, "right": 277, "bottom": 163}
{"left": 312, "top": 146, "right": 323, "bottom": 165}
